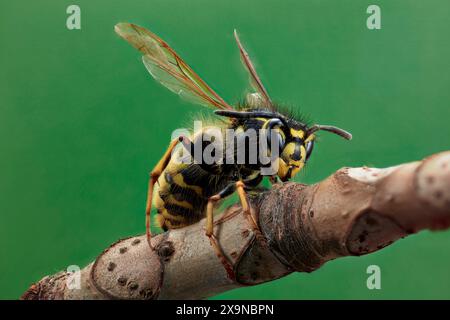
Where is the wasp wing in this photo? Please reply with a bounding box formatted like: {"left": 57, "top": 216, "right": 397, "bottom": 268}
{"left": 115, "top": 23, "right": 234, "bottom": 110}
{"left": 234, "top": 29, "right": 272, "bottom": 106}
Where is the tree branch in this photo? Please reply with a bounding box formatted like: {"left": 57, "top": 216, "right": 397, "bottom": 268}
{"left": 21, "top": 151, "right": 450, "bottom": 300}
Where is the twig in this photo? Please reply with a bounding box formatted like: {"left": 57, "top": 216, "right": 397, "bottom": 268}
{"left": 21, "top": 151, "right": 450, "bottom": 300}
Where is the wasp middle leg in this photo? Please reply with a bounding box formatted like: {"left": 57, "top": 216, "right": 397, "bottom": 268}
{"left": 205, "top": 181, "right": 260, "bottom": 278}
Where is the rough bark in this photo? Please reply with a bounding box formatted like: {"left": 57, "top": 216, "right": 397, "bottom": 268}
{"left": 21, "top": 151, "right": 450, "bottom": 300}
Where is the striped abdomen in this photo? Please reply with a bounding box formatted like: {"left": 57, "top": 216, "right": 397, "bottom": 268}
{"left": 153, "top": 158, "right": 230, "bottom": 231}
{"left": 152, "top": 123, "right": 265, "bottom": 231}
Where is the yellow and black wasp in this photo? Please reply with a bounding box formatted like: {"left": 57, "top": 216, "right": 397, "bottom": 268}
{"left": 115, "top": 23, "right": 352, "bottom": 272}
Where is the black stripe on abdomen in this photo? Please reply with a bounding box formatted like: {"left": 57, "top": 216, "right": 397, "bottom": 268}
{"left": 164, "top": 203, "right": 193, "bottom": 217}
{"left": 168, "top": 180, "right": 205, "bottom": 208}
{"left": 163, "top": 203, "right": 204, "bottom": 225}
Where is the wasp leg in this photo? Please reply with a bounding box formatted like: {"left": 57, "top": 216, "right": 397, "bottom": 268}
{"left": 145, "top": 135, "right": 190, "bottom": 249}
{"left": 205, "top": 181, "right": 260, "bottom": 279}
{"left": 236, "top": 181, "right": 259, "bottom": 231}
{"left": 205, "top": 183, "right": 238, "bottom": 278}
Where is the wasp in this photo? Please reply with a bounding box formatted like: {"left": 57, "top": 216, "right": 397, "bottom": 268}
{"left": 115, "top": 23, "right": 352, "bottom": 273}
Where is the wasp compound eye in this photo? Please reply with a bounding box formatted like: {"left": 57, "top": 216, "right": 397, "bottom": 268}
{"left": 306, "top": 140, "right": 315, "bottom": 161}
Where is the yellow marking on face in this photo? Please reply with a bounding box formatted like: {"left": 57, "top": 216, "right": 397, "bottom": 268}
{"left": 290, "top": 161, "right": 304, "bottom": 178}
{"left": 281, "top": 142, "right": 305, "bottom": 162}
{"left": 276, "top": 158, "right": 290, "bottom": 179}
{"left": 279, "top": 143, "right": 306, "bottom": 180}
{"left": 283, "top": 142, "right": 296, "bottom": 157}
{"left": 305, "top": 134, "right": 315, "bottom": 143}
{"left": 290, "top": 128, "right": 305, "bottom": 139}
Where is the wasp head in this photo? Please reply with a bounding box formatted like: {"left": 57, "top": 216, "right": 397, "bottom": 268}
{"left": 214, "top": 109, "right": 352, "bottom": 182}
{"left": 261, "top": 115, "right": 352, "bottom": 182}
{"left": 276, "top": 127, "right": 315, "bottom": 181}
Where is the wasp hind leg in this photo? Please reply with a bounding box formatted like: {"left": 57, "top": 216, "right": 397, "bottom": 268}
{"left": 145, "top": 135, "right": 190, "bottom": 249}
{"left": 205, "top": 181, "right": 260, "bottom": 279}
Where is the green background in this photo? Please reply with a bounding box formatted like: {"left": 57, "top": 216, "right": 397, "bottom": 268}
{"left": 1, "top": 0, "right": 450, "bottom": 299}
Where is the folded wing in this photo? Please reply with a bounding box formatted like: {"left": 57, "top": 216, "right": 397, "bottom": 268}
{"left": 115, "top": 23, "right": 234, "bottom": 110}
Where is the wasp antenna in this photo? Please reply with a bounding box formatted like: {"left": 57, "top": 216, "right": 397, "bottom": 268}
{"left": 308, "top": 125, "right": 352, "bottom": 140}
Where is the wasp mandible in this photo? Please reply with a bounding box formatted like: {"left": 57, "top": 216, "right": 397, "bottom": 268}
{"left": 115, "top": 23, "right": 352, "bottom": 274}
